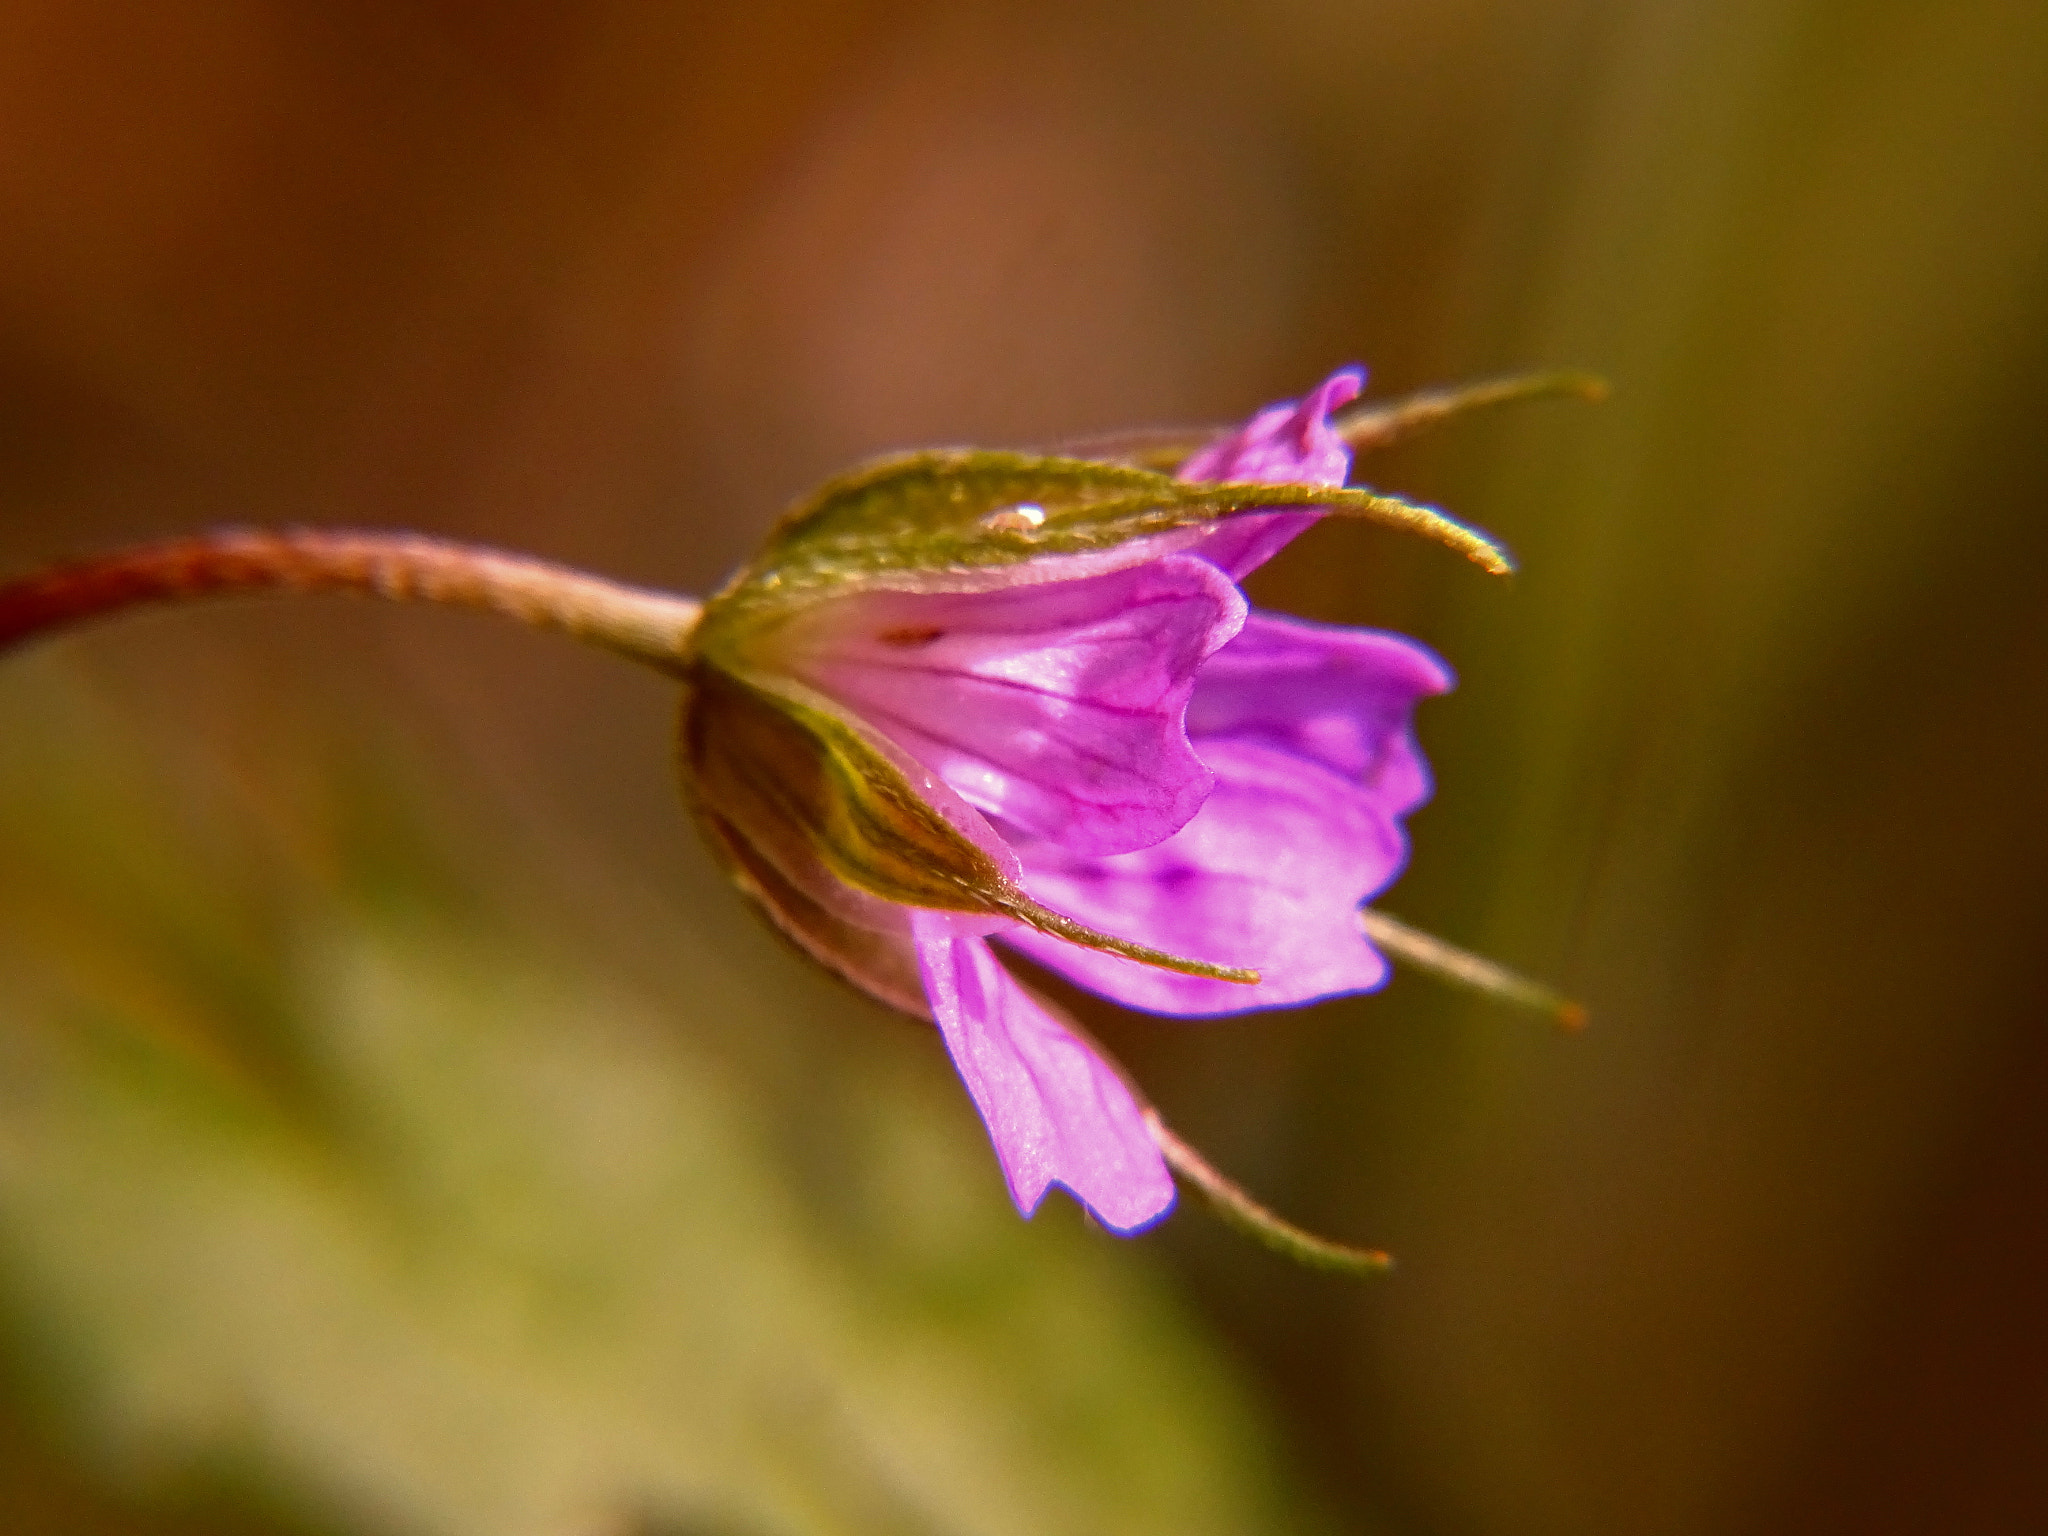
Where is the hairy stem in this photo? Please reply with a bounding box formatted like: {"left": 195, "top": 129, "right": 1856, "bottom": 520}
{"left": 0, "top": 528, "right": 703, "bottom": 673}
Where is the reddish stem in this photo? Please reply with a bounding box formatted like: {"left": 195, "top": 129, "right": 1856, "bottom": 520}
{"left": 0, "top": 527, "right": 702, "bottom": 672}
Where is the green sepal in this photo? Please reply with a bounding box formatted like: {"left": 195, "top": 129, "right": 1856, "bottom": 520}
{"left": 1051, "top": 370, "right": 1610, "bottom": 473}
{"left": 1146, "top": 1113, "right": 1393, "bottom": 1278}
{"left": 683, "top": 663, "right": 1008, "bottom": 915}
{"left": 689, "top": 803, "right": 933, "bottom": 1021}
{"left": 681, "top": 662, "right": 1258, "bottom": 986}
{"left": 700, "top": 450, "right": 1508, "bottom": 643}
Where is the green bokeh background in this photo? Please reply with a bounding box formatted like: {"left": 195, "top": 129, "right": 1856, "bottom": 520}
{"left": 3, "top": 2, "right": 2046, "bottom": 1532}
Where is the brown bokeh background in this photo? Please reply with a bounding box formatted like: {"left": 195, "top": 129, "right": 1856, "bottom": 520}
{"left": 3, "top": 2, "right": 2047, "bottom": 1533}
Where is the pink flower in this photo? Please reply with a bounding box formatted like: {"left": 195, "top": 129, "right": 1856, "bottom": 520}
{"left": 0, "top": 362, "right": 1572, "bottom": 1260}
{"left": 681, "top": 370, "right": 1478, "bottom": 1235}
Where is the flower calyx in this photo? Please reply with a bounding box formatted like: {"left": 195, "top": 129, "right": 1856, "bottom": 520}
{"left": 698, "top": 447, "right": 1511, "bottom": 643}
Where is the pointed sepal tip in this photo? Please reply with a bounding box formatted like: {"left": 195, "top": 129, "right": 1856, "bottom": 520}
{"left": 1146, "top": 1112, "right": 1393, "bottom": 1278}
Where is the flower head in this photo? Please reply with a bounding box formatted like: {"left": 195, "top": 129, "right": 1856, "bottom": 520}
{"left": 679, "top": 369, "right": 1495, "bottom": 1236}
{"left": 1, "top": 366, "right": 1590, "bottom": 1267}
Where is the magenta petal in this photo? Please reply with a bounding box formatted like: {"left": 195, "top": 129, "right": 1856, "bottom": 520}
{"left": 1177, "top": 368, "right": 1362, "bottom": 580}
{"left": 1003, "top": 607, "right": 1449, "bottom": 1017}
{"left": 912, "top": 912, "right": 1176, "bottom": 1232}
{"left": 1188, "top": 610, "right": 1452, "bottom": 809}
{"left": 1003, "top": 741, "right": 1398, "bottom": 1016}
{"left": 788, "top": 555, "right": 1246, "bottom": 856}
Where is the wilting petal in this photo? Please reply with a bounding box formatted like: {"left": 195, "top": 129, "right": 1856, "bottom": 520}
{"left": 1188, "top": 609, "right": 1452, "bottom": 804}
{"left": 784, "top": 555, "right": 1246, "bottom": 856}
{"left": 912, "top": 911, "right": 1176, "bottom": 1233}
{"left": 1003, "top": 609, "right": 1450, "bottom": 1016}
{"left": 1177, "top": 368, "right": 1362, "bottom": 579}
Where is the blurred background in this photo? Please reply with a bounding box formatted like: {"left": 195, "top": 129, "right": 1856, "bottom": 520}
{"left": 2, "top": 0, "right": 2046, "bottom": 1532}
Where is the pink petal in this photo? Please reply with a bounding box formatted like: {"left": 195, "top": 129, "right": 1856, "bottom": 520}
{"left": 1187, "top": 610, "right": 1452, "bottom": 805}
{"left": 1176, "top": 368, "right": 1362, "bottom": 579}
{"left": 911, "top": 911, "right": 1176, "bottom": 1233}
{"left": 1003, "top": 742, "right": 1396, "bottom": 1015}
{"left": 1002, "top": 610, "right": 1450, "bottom": 1017}
{"left": 786, "top": 555, "right": 1246, "bottom": 856}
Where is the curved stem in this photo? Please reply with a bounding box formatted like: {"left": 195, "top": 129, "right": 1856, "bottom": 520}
{"left": 0, "top": 527, "right": 703, "bottom": 674}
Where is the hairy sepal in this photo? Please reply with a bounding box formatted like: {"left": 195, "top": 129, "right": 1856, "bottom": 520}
{"left": 682, "top": 662, "right": 1258, "bottom": 986}
{"left": 700, "top": 450, "right": 1505, "bottom": 639}
{"left": 684, "top": 664, "right": 1015, "bottom": 916}
{"left": 690, "top": 801, "right": 932, "bottom": 1019}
